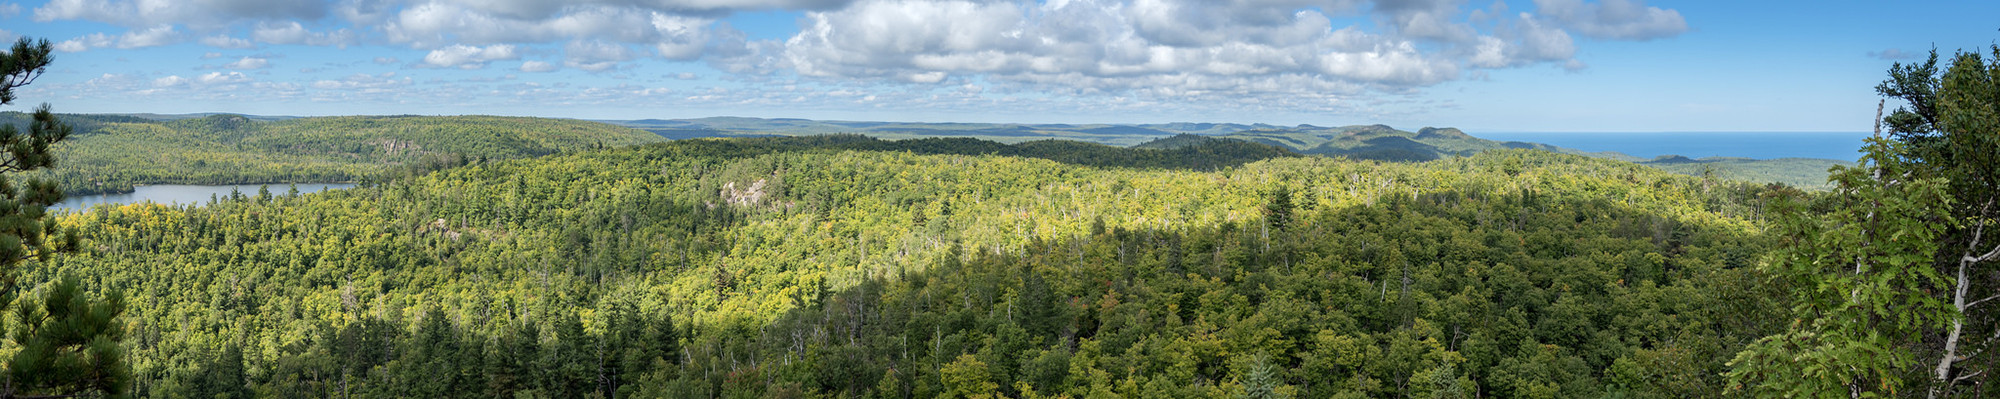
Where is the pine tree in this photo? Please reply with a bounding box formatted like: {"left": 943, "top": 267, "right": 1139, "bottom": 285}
{"left": 0, "top": 37, "right": 127, "bottom": 398}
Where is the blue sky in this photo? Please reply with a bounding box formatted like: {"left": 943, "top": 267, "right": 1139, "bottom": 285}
{"left": 0, "top": 0, "right": 1994, "bottom": 131}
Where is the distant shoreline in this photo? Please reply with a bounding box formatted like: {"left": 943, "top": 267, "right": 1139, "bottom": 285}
{"left": 1475, "top": 131, "right": 1870, "bottom": 161}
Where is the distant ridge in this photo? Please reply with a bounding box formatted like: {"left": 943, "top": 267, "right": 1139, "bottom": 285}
{"left": 9, "top": 113, "right": 1846, "bottom": 189}
{"left": 605, "top": 116, "right": 1848, "bottom": 188}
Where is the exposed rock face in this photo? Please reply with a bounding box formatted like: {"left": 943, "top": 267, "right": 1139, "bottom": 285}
{"left": 371, "top": 138, "right": 424, "bottom": 156}
{"left": 721, "top": 179, "right": 768, "bottom": 207}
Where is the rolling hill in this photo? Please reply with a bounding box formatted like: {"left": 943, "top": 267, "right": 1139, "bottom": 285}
{"left": 0, "top": 113, "right": 665, "bottom": 194}
{"left": 608, "top": 117, "right": 1289, "bottom": 147}
{"left": 610, "top": 117, "right": 1845, "bottom": 188}
{"left": 39, "top": 135, "right": 1783, "bottom": 397}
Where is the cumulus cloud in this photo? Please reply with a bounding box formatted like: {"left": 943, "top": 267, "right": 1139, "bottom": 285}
{"left": 201, "top": 35, "right": 256, "bottom": 49}
{"left": 54, "top": 25, "right": 182, "bottom": 51}
{"left": 1532, "top": 0, "right": 1685, "bottom": 40}
{"left": 29, "top": 0, "right": 1692, "bottom": 114}
{"left": 423, "top": 44, "right": 520, "bottom": 69}
{"left": 749, "top": 0, "right": 1685, "bottom": 108}
{"left": 564, "top": 40, "right": 639, "bottom": 71}
{"left": 310, "top": 71, "right": 410, "bottom": 90}
{"left": 224, "top": 56, "right": 271, "bottom": 69}
{"left": 778, "top": 0, "right": 1468, "bottom": 100}
{"left": 35, "top": 0, "right": 326, "bottom": 28}
{"left": 252, "top": 21, "right": 355, "bottom": 46}
{"left": 520, "top": 60, "right": 559, "bottom": 72}
{"left": 152, "top": 75, "right": 187, "bottom": 87}
{"left": 381, "top": 2, "right": 724, "bottom": 54}
{"left": 198, "top": 71, "right": 252, "bottom": 84}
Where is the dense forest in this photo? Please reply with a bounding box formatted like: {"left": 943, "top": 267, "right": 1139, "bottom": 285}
{"left": 25, "top": 133, "right": 1798, "bottom": 397}
{"left": 0, "top": 113, "right": 664, "bottom": 195}
{"left": 1, "top": 36, "right": 1994, "bottom": 398}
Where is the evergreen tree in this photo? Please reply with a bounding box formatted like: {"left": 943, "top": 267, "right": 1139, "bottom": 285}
{"left": 0, "top": 37, "right": 126, "bottom": 398}
{"left": 1873, "top": 46, "right": 2000, "bottom": 398}
{"left": 1729, "top": 45, "right": 1999, "bottom": 397}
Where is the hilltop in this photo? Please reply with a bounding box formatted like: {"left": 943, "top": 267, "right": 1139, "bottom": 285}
{"left": 1186, "top": 125, "right": 1845, "bottom": 187}
{"left": 0, "top": 113, "right": 664, "bottom": 194}
{"left": 609, "top": 117, "right": 1288, "bottom": 146}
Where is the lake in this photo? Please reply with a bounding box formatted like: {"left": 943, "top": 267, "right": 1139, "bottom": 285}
{"left": 53, "top": 183, "right": 358, "bottom": 213}
{"left": 1474, "top": 132, "right": 1874, "bottom": 160}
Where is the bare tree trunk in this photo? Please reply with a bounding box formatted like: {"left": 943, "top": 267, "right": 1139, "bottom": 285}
{"left": 1931, "top": 202, "right": 2000, "bottom": 399}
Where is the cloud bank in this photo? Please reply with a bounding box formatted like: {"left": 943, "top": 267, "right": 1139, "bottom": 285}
{"left": 31, "top": 0, "right": 1691, "bottom": 114}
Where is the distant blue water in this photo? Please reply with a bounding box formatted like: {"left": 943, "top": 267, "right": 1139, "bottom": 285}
{"left": 1475, "top": 132, "right": 1873, "bottom": 160}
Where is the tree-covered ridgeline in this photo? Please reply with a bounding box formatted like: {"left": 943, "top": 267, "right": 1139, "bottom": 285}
{"left": 0, "top": 113, "right": 666, "bottom": 195}
{"left": 30, "top": 132, "right": 1791, "bottom": 397}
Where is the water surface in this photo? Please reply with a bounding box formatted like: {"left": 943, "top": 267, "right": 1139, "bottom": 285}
{"left": 1475, "top": 132, "right": 1872, "bottom": 160}
{"left": 54, "top": 183, "right": 357, "bottom": 213}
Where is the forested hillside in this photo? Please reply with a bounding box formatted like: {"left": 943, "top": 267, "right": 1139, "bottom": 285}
{"left": 33, "top": 135, "right": 1790, "bottom": 397}
{"left": 0, "top": 113, "right": 664, "bottom": 195}
{"left": 1205, "top": 126, "right": 1845, "bottom": 188}
{"left": 1636, "top": 156, "right": 1850, "bottom": 189}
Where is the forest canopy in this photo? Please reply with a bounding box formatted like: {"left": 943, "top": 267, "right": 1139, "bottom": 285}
{"left": 33, "top": 133, "right": 1791, "bottom": 398}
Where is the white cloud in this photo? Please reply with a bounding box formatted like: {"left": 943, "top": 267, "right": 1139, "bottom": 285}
{"left": 565, "top": 40, "right": 638, "bottom": 71}
{"left": 225, "top": 56, "right": 271, "bottom": 69}
{"left": 423, "top": 44, "right": 520, "bottom": 69}
{"left": 309, "top": 72, "right": 410, "bottom": 90}
{"left": 152, "top": 75, "right": 188, "bottom": 87}
{"left": 52, "top": 33, "right": 110, "bottom": 52}
{"left": 520, "top": 60, "right": 559, "bottom": 72}
{"left": 0, "top": 3, "right": 20, "bottom": 17}
{"left": 201, "top": 35, "right": 256, "bottom": 49}
{"left": 775, "top": 0, "right": 1468, "bottom": 103}
{"left": 252, "top": 21, "right": 356, "bottom": 46}
{"left": 198, "top": 71, "right": 251, "bottom": 84}
{"left": 380, "top": 1, "right": 728, "bottom": 63}
{"left": 52, "top": 38, "right": 92, "bottom": 53}
{"left": 117, "top": 24, "right": 182, "bottom": 47}
{"left": 56, "top": 25, "right": 183, "bottom": 51}
{"left": 35, "top": 0, "right": 325, "bottom": 28}
{"left": 27, "top": 0, "right": 1692, "bottom": 115}
{"left": 1532, "top": 0, "right": 1685, "bottom": 40}
{"left": 746, "top": 0, "right": 1677, "bottom": 110}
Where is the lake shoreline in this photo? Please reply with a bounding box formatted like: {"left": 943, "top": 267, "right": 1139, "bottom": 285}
{"left": 54, "top": 183, "right": 361, "bottom": 213}
{"left": 61, "top": 181, "right": 363, "bottom": 197}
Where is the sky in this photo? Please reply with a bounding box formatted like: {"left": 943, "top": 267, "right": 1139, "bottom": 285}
{"left": 0, "top": 0, "right": 1995, "bottom": 131}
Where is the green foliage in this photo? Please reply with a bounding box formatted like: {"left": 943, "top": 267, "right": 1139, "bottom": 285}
{"left": 1640, "top": 157, "right": 1851, "bottom": 190}
{"left": 23, "top": 130, "right": 1791, "bottom": 397}
{"left": 1728, "top": 43, "right": 2000, "bottom": 399}
{"left": 1874, "top": 45, "right": 2000, "bottom": 398}
{"left": 2, "top": 114, "right": 665, "bottom": 195}
{"left": 0, "top": 36, "right": 126, "bottom": 399}
{"left": 1724, "top": 137, "right": 1954, "bottom": 397}
{"left": 7, "top": 275, "right": 129, "bottom": 397}
{"left": 1237, "top": 353, "right": 1292, "bottom": 399}
{"left": 940, "top": 354, "right": 1000, "bottom": 398}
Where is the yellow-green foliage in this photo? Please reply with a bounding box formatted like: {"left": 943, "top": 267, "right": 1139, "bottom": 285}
{"left": 25, "top": 114, "right": 664, "bottom": 194}
{"left": 38, "top": 137, "right": 1784, "bottom": 398}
